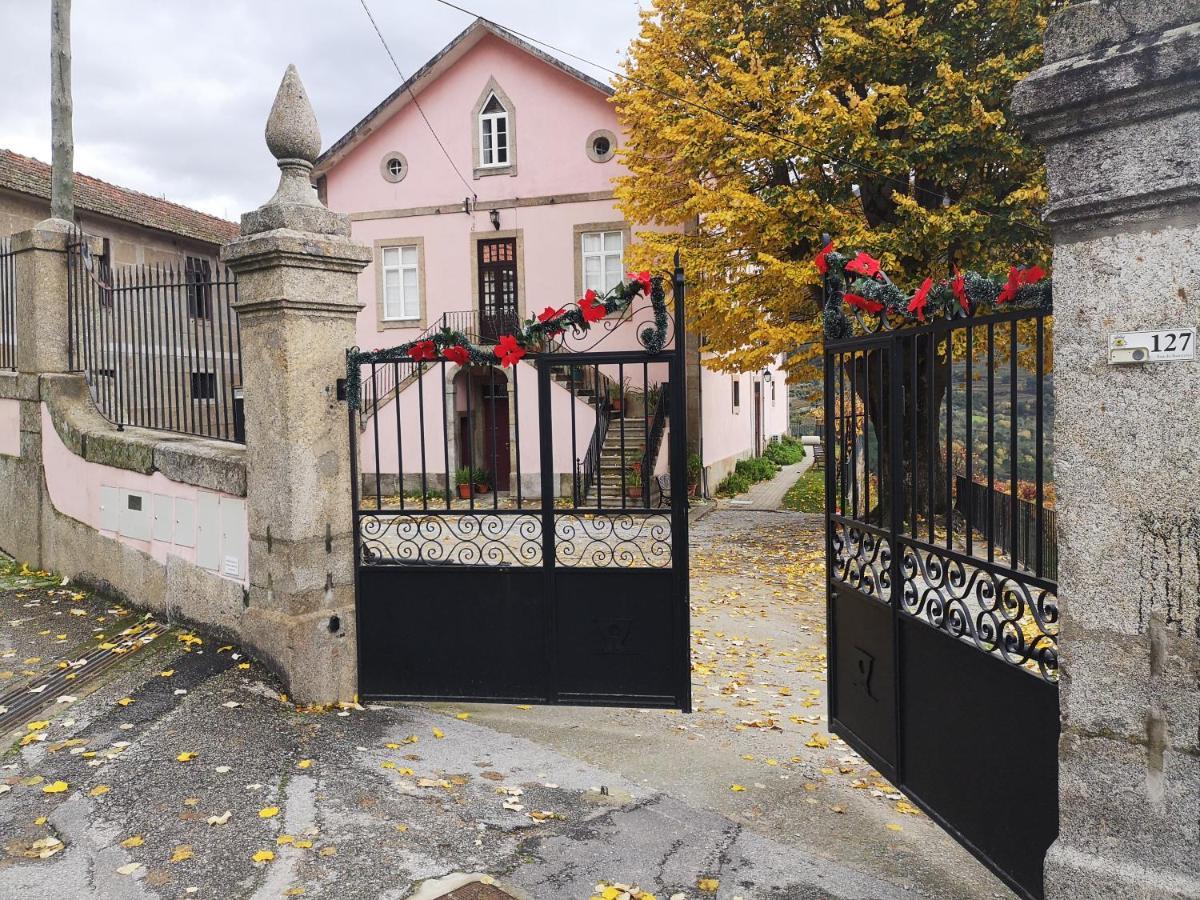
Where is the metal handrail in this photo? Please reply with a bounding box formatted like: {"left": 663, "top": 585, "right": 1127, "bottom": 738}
{"left": 575, "top": 374, "right": 612, "bottom": 506}
{"left": 640, "top": 387, "right": 668, "bottom": 507}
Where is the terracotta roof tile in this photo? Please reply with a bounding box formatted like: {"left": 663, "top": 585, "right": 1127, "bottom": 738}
{"left": 0, "top": 148, "right": 239, "bottom": 247}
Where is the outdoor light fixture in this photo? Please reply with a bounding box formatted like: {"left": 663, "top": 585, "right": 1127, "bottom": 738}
{"left": 489, "top": 208, "right": 501, "bottom": 230}
{"left": 762, "top": 370, "right": 773, "bottom": 383}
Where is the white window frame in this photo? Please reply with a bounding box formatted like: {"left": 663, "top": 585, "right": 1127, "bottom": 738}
{"left": 580, "top": 229, "right": 624, "bottom": 296}
{"left": 380, "top": 244, "right": 421, "bottom": 322}
{"left": 478, "top": 94, "right": 509, "bottom": 168}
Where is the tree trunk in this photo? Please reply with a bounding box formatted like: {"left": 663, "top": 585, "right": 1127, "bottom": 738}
{"left": 50, "top": 0, "right": 74, "bottom": 222}
{"left": 842, "top": 336, "right": 950, "bottom": 528}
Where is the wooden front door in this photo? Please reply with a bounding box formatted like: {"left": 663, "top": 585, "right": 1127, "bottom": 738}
{"left": 478, "top": 238, "right": 518, "bottom": 342}
{"left": 481, "top": 383, "right": 511, "bottom": 486}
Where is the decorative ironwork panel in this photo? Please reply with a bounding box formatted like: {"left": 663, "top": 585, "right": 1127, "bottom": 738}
{"left": 553, "top": 513, "right": 672, "bottom": 568}
{"left": 830, "top": 519, "right": 892, "bottom": 604}
{"left": 359, "top": 512, "right": 542, "bottom": 567}
{"left": 900, "top": 541, "right": 1059, "bottom": 681}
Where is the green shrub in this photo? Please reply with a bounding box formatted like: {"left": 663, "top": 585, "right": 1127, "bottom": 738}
{"left": 735, "top": 456, "right": 778, "bottom": 482}
{"left": 764, "top": 439, "right": 804, "bottom": 466}
{"left": 715, "top": 471, "right": 752, "bottom": 496}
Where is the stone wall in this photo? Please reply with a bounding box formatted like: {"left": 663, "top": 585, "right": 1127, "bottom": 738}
{"left": 1014, "top": 2, "right": 1200, "bottom": 897}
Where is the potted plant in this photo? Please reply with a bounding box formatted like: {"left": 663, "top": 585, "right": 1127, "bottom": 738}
{"left": 626, "top": 462, "right": 644, "bottom": 500}
{"left": 610, "top": 376, "right": 633, "bottom": 415}
{"left": 473, "top": 467, "right": 492, "bottom": 494}
{"left": 455, "top": 467, "right": 474, "bottom": 500}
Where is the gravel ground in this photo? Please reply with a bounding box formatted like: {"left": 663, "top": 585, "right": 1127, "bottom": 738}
{"left": 0, "top": 511, "right": 1011, "bottom": 899}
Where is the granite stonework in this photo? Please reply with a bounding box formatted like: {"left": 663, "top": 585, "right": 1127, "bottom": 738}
{"left": 221, "top": 65, "right": 371, "bottom": 704}
{"left": 1014, "top": 3, "right": 1200, "bottom": 897}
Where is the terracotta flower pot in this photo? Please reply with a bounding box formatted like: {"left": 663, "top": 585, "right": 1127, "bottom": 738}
{"left": 457, "top": 484, "right": 472, "bottom": 499}
{"left": 474, "top": 483, "right": 490, "bottom": 494}
{"left": 627, "top": 485, "right": 643, "bottom": 500}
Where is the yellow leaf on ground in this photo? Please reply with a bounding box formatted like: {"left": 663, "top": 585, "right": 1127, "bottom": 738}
{"left": 381, "top": 761, "right": 396, "bottom": 770}
{"left": 176, "top": 752, "right": 197, "bottom": 762}
{"left": 318, "top": 846, "right": 336, "bottom": 857}
{"left": 515, "top": 705, "right": 532, "bottom": 710}
{"left": 26, "top": 720, "right": 49, "bottom": 732}
{"left": 88, "top": 784, "right": 110, "bottom": 797}
{"left": 252, "top": 850, "right": 274, "bottom": 863}
{"left": 42, "top": 781, "right": 68, "bottom": 794}
{"left": 33, "top": 816, "right": 47, "bottom": 825}
{"left": 259, "top": 807, "right": 279, "bottom": 818}
{"left": 160, "top": 670, "right": 174, "bottom": 677}
{"left": 237, "top": 663, "right": 250, "bottom": 670}
{"left": 455, "top": 712, "right": 470, "bottom": 720}
{"left": 170, "top": 845, "right": 193, "bottom": 863}
{"left": 886, "top": 822, "right": 903, "bottom": 831}
{"left": 117, "top": 698, "right": 134, "bottom": 707}
{"left": 277, "top": 835, "right": 295, "bottom": 845}
{"left": 284, "top": 890, "right": 306, "bottom": 897}
{"left": 432, "top": 727, "right": 444, "bottom": 739}
{"left": 293, "top": 839, "right": 313, "bottom": 849}
{"left": 896, "top": 800, "right": 922, "bottom": 816}
{"left": 120, "top": 835, "right": 144, "bottom": 848}
{"left": 730, "top": 784, "right": 746, "bottom": 792}
{"left": 296, "top": 759, "right": 313, "bottom": 769}
{"left": 805, "top": 732, "right": 830, "bottom": 749}
{"left": 698, "top": 877, "right": 720, "bottom": 892}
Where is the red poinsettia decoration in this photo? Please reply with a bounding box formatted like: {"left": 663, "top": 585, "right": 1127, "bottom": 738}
{"left": 579, "top": 290, "right": 607, "bottom": 323}
{"left": 628, "top": 270, "right": 653, "bottom": 295}
{"left": 845, "top": 251, "right": 882, "bottom": 279}
{"left": 537, "top": 305, "right": 564, "bottom": 324}
{"left": 442, "top": 345, "right": 470, "bottom": 366}
{"left": 908, "top": 277, "right": 933, "bottom": 322}
{"left": 408, "top": 340, "right": 436, "bottom": 361}
{"left": 845, "top": 292, "right": 884, "bottom": 315}
{"left": 494, "top": 334, "right": 526, "bottom": 367}
{"left": 951, "top": 270, "right": 969, "bottom": 313}
{"left": 997, "top": 264, "right": 1047, "bottom": 304}
{"left": 814, "top": 240, "right": 836, "bottom": 275}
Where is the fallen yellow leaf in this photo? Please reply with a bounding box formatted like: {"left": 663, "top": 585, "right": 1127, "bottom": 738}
{"left": 26, "top": 720, "right": 49, "bottom": 732}
{"left": 170, "top": 845, "right": 193, "bottom": 863}
{"left": 42, "top": 781, "right": 68, "bottom": 794}
{"left": 120, "top": 835, "right": 144, "bottom": 848}
{"left": 252, "top": 849, "right": 274, "bottom": 863}
{"left": 117, "top": 697, "right": 134, "bottom": 707}
{"left": 296, "top": 759, "right": 313, "bottom": 770}
{"left": 160, "top": 670, "right": 175, "bottom": 677}
{"left": 88, "top": 784, "right": 110, "bottom": 797}
{"left": 805, "top": 732, "right": 830, "bottom": 749}
{"left": 698, "top": 877, "right": 720, "bottom": 892}
{"left": 730, "top": 784, "right": 746, "bottom": 792}
{"left": 431, "top": 727, "right": 444, "bottom": 739}
{"left": 259, "top": 807, "right": 279, "bottom": 819}
{"left": 455, "top": 712, "right": 470, "bottom": 720}
{"left": 277, "top": 834, "right": 295, "bottom": 845}
{"left": 886, "top": 822, "right": 903, "bottom": 831}
{"left": 177, "top": 752, "right": 197, "bottom": 762}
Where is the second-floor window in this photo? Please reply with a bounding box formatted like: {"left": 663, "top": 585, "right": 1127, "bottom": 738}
{"left": 479, "top": 93, "right": 509, "bottom": 167}
{"left": 581, "top": 230, "right": 623, "bottom": 295}
{"left": 381, "top": 245, "right": 420, "bottom": 321}
{"left": 186, "top": 256, "right": 212, "bottom": 319}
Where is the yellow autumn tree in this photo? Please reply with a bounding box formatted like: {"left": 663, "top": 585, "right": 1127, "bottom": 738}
{"left": 614, "top": 0, "right": 1054, "bottom": 377}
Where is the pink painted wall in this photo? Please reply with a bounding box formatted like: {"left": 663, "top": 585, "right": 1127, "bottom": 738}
{"left": 41, "top": 406, "right": 247, "bottom": 583}
{"left": 0, "top": 398, "right": 19, "bottom": 457}
{"left": 700, "top": 354, "right": 789, "bottom": 469}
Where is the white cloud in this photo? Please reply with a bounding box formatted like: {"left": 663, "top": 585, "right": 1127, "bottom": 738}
{"left": 0, "top": 0, "right": 641, "bottom": 218}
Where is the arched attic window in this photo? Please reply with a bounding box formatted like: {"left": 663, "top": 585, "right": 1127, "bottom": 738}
{"left": 472, "top": 80, "right": 517, "bottom": 178}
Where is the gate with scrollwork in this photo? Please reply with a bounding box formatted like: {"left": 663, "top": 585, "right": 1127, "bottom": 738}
{"left": 823, "top": 306, "right": 1059, "bottom": 899}
{"left": 347, "top": 265, "right": 690, "bottom": 710}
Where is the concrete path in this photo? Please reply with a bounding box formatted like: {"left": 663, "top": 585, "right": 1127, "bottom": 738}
{"left": 0, "top": 513, "right": 1009, "bottom": 900}
{"left": 726, "top": 455, "right": 814, "bottom": 511}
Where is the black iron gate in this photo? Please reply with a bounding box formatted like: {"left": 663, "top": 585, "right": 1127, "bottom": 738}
{"left": 349, "top": 267, "right": 690, "bottom": 710}
{"left": 824, "top": 307, "right": 1059, "bottom": 899}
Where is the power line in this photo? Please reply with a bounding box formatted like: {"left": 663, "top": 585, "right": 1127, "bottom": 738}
{"left": 358, "top": 0, "right": 477, "bottom": 201}
{"left": 429, "top": 0, "right": 1049, "bottom": 240}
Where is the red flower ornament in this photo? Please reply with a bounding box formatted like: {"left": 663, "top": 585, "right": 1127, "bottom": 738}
{"left": 408, "top": 340, "right": 436, "bottom": 361}
{"left": 908, "top": 277, "right": 933, "bottom": 322}
{"left": 494, "top": 335, "right": 526, "bottom": 368}
{"left": 844, "top": 292, "right": 884, "bottom": 315}
{"left": 442, "top": 345, "right": 470, "bottom": 366}
{"left": 579, "top": 292, "right": 607, "bottom": 323}
{"left": 628, "top": 270, "right": 653, "bottom": 295}
{"left": 845, "top": 252, "right": 882, "bottom": 279}
{"left": 951, "top": 270, "right": 969, "bottom": 313}
{"left": 814, "top": 240, "right": 836, "bottom": 275}
{"left": 537, "top": 305, "right": 564, "bottom": 324}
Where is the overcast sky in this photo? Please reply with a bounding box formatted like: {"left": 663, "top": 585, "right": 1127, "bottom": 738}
{"left": 0, "top": 0, "right": 643, "bottom": 221}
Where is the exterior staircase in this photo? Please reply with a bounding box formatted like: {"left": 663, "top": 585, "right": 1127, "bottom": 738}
{"left": 584, "top": 415, "right": 649, "bottom": 506}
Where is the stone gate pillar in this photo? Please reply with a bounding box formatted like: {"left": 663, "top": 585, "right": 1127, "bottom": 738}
{"left": 1014, "top": 4, "right": 1200, "bottom": 897}
{"left": 222, "top": 65, "right": 371, "bottom": 704}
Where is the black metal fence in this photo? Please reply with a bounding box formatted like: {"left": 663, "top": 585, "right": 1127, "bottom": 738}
{"left": 66, "top": 231, "right": 244, "bottom": 442}
{"left": 955, "top": 475, "right": 1058, "bottom": 581}
{"left": 0, "top": 237, "right": 15, "bottom": 370}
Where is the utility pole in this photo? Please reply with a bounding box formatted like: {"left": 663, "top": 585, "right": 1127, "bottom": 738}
{"left": 50, "top": 0, "right": 74, "bottom": 221}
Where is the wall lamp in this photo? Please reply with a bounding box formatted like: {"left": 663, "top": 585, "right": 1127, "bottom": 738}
{"left": 489, "top": 208, "right": 501, "bottom": 230}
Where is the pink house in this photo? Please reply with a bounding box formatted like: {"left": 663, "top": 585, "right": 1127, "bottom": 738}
{"left": 313, "top": 18, "right": 787, "bottom": 497}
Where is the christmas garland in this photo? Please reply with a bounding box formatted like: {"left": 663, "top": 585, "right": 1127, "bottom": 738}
{"left": 816, "top": 242, "right": 1053, "bottom": 341}
{"left": 346, "top": 272, "right": 667, "bottom": 410}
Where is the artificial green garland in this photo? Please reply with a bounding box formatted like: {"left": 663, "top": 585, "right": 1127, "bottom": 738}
{"left": 346, "top": 274, "right": 669, "bottom": 410}
{"left": 819, "top": 246, "right": 1053, "bottom": 342}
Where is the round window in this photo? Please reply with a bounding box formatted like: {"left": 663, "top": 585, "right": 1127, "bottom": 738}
{"left": 586, "top": 129, "right": 617, "bottom": 163}
{"left": 380, "top": 151, "right": 408, "bottom": 183}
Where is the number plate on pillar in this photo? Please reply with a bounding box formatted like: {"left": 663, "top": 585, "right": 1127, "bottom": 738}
{"left": 1109, "top": 328, "right": 1195, "bottom": 364}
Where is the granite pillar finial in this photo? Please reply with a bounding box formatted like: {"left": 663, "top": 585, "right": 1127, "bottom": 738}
{"left": 239, "top": 64, "right": 347, "bottom": 236}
